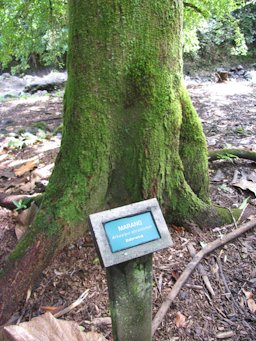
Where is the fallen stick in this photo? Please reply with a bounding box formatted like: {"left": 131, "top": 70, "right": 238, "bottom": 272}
{"left": 53, "top": 289, "right": 89, "bottom": 318}
{"left": 83, "top": 317, "right": 112, "bottom": 326}
{"left": 152, "top": 217, "right": 256, "bottom": 335}
{"left": 187, "top": 243, "right": 215, "bottom": 297}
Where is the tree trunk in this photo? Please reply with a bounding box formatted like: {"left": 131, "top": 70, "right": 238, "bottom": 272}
{"left": 0, "top": 0, "right": 234, "bottom": 325}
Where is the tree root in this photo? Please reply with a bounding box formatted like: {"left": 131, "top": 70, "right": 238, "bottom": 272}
{"left": 208, "top": 148, "right": 256, "bottom": 162}
{"left": 152, "top": 217, "right": 256, "bottom": 335}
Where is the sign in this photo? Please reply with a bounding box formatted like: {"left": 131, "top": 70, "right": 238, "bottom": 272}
{"left": 104, "top": 212, "right": 160, "bottom": 252}
{"left": 89, "top": 198, "right": 172, "bottom": 267}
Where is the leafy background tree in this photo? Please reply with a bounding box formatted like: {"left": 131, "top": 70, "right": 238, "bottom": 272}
{"left": 183, "top": 0, "right": 255, "bottom": 63}
{"left": 0, "top": 0, "right": 255, "bottom": 74}
{"left": 0, "top": 0, "right": 68, "bottom": 73}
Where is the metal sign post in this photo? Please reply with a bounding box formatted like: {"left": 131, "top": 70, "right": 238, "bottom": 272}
{"left": 89, "top": 198, "right": 172, "bottom": 341}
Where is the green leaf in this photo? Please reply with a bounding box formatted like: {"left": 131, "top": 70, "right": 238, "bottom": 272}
{"left": 239, "top": 197, "right": 250, "bottom": 210}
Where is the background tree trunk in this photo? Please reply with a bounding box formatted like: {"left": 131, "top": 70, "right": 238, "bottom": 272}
{"left": 0, "top": 0, "right": 230, "bottom": 325}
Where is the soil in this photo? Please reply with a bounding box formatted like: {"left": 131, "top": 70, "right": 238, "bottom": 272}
{"left": 0, "top": 71, "right": 256, "bottom": 341}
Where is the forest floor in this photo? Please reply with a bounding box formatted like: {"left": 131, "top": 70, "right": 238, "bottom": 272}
{"left": 0, "top": 69, "right": 256, "bottom": 340}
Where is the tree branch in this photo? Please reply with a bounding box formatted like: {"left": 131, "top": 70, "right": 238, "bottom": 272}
{"left": 183, "top": 2, "right": 207, "bottom": 16}
{"left": 152, "top": 218, "right": 256, "bottom": 335}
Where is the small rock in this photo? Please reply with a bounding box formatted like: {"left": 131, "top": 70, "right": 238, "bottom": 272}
{"left": 236, "top": 65, "right": 244, "bottom": 71}
{"left": 1, "top": 73, "right": 11, "bottom": 79}
{"left": 244, "top": 71, "right": 252, "bottom": 80}
{"left": 212, "top": 169, "right": 225, "bottom": 182}
{"left": 179, "top": 291, "right": 189, "bottom": 300}
{"left": 237, "top": 69, "right": 246, "bottom": 76}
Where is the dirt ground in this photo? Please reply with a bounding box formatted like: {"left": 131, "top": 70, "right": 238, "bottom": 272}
{"left": 0, "top": 71, "right": 256, "bottom": 340}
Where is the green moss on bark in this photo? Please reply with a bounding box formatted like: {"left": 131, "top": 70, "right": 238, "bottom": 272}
{"left": 107, "top": 255, "right": 153, "bottom": 341}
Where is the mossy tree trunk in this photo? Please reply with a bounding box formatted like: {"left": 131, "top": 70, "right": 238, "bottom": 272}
{"left": 0, "top": 0, "right": 232, "bottom": 325}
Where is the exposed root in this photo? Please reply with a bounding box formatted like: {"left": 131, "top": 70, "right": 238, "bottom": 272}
{"left": 208, "top": 148, "right": 256, "bottom": 162}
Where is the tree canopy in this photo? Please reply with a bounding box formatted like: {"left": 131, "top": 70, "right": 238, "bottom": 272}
{"left": 0, "top": 0, "right": 254, "bottom": 73}
{"left": 0, "top": 0, "right": 68, "bottom": 73}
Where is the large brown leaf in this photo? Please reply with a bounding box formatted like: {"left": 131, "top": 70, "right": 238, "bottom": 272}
{"left": 0, "top": 312, "right": 106, "bottom": 341}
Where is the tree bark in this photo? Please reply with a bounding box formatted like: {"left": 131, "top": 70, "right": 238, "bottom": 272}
{"left": 0, "top": 0, "right": 231, "bottom": 325}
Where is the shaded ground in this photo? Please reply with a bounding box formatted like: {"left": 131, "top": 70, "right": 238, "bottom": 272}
{"left": 0, "top": 70, "right": 256, "bottom": 340}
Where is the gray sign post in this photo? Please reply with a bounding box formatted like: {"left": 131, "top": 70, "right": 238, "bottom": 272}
{"left": 89, "top": 198, "right": 172, "bottom": 341}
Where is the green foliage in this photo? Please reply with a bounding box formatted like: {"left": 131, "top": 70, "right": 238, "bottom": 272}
{"left": 0, "top": 0, "right": 67, "bottom": 73}
{"left": 233, "top": 3, "right": 256, "bottom": 56}
{"left": 183, "top": 0, "right": 254, "bottom": 61}
{"left": 216, "top": 153, "right": 238, "bottom": 160}
{"left": 12, "top": 198, "right": 31, "bottom": 211}
{"left": 0, "top": 0, "right": 254, "bottom": 73}
{"left": 7, "top": 130, "right": 48, "bottom": 149}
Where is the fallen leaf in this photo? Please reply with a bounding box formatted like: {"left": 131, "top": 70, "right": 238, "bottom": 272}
{"left": 233, "top": 179, "right": 256, "bottom": 196}
{"left": 14, "top": 157, "right": 39, "bottom": 177}
{"left": 247, "top": 298, "right": 256, "bottom": 313}
{"left": 170, "top": 270, "right": 180, "bottom": 282}
{"left": 0, "top": 312, "right": 107, "bottom": 341}
{"left": 175, "top": 311, "right": 187, "bottom": 328}
{"left": 171, "top": 224, "right": 184, "bottom": 233}
{"left": 0, "top": 169, "right": 15, "bottom": 179}
{"left": 242, "top": 289, "right": 256, "bottom": 313}
{"left": 84, "top": 332, "right": 107, "bottom": 341}
{"left": 15, "top": 224, "right": 27, "bottom": 240}
{"left": 32, "top": 163, "right": 54, "bottom": 179}
{"left": 18, "top": 176, "right": 40, "bottom": 192}
{"left": 17, "top": 203, "right": 38, "bottom": 226}
{"left": 212, "top": 169, "right": 225, "bottom": 182}
{"left": 242, "top": 288, "right": 253, "bottom": 300}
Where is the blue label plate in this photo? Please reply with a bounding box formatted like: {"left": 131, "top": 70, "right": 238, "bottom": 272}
{"left": 104, "top": 212, "right": 160, "bottom": 252}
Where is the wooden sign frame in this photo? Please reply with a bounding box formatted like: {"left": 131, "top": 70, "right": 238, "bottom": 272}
{"left": 89, "top": 198, "right": 172, "bottom": 267}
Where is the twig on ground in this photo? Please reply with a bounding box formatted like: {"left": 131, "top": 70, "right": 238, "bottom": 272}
{"left": 153, "top": 272, "right": 163, "bottom": 298}
{"left": 215, "top": 254, "right": 254, "bottom": 333}
{"left": 152, "top": 217, "right": 256, "bottom": 335}
{"left": 215, "top": 257, "right": 232, "bottom": 297}
{"left": 83, "top": 317, "right": 112, "bottom": 326}
{"left": 187, "top": 243, "right": 215, "bottom": 297}
{"left": 16, "top": 287, "right": 32, "bottom": 324}
{"left": 227, "top": 208, "right": 238, "bottom": 229}
{"left": 216, "top": 331, "right": 235, "bottom": 339}
{"left": 236, "top": 203, "right": 248, "bottom": 226}
{"left": 185, "top": 284, "right": 203, "bottom": 290}
{"left": 53, "top": 289, "right": 89, "bottom": 318}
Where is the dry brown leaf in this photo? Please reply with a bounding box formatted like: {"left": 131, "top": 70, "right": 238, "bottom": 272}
{"left": 15, "top": 203, "right": 39, "bottom": 239}
{"left": 40, "top": 305, "right": 65, "bottom": 314}
{"left": 242, "top": 288, "right": 253, "bottom": 300}
{"left": 15, "top": 224, "right": 27, "bottom": 240}
{"left": 18, "top": 176, "right": 40, "bottom": 192}
{"left": 32, "top": 163, "right": 54, "bottom": 179}
{"left": 175, "top": 311, "right": 187, "bottom": 328}
{"left": 0, "top": 312, "right": 107, "bottom": 341}
{"left": 171, "top": 224, "right": 185, "bottom": 233}
{"left": 242, "top": 289, "right": 256, "bottom": 313}
{"left": 0, "top": 169, "right": 15, "bottom": 179}
{"left": 247, "top": 298, "right": 256, "bottom": 313}
{"left": 233, "top": 179, "right": 256, "bottom": 196}
{"left": 17, "top": 203, "right": 38, "bottom": 226}
{"left": 14, "top": 157, "right": 39, "bottom": 177}
{"left": 84, "top": 332, "right": 107, "bottom": 341}
{"left": 170, "top": 270, "right": 180, "bottom": 282}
